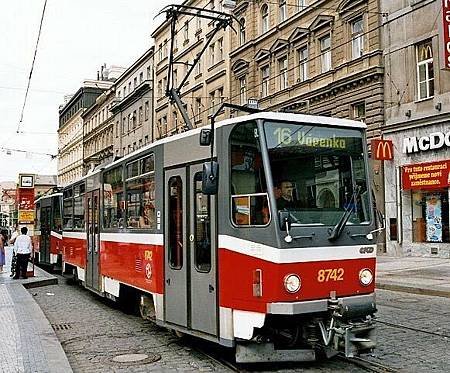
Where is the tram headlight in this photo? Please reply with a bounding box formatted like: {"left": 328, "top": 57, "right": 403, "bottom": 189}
{"left": 359, "top": 268, "right": 373, "bottom": 286}
{"left": 284, "top": 274, "right": 301, "bottom": 293}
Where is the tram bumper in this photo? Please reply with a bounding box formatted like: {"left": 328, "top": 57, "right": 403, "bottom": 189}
{"left": 267, "top": 293, "right": 377, "bottom": 358}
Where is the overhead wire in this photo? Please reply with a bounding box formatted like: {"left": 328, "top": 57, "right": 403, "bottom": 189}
{"left": 17, "top": 0, "right": 48, "bottom": 134}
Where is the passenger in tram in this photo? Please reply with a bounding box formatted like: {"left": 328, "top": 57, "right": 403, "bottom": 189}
{"left": 276, "top": 180, "right": 300, "bottom": 210}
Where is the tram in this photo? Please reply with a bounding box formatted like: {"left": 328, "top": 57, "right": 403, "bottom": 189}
{"left": 61, "top": 112, "right": 380, "bottom": 362}
{"left": 34, "top": 192, "right": 63, "bottom": 270}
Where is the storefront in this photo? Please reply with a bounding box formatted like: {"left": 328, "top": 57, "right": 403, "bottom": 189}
{"left": 383, "top": 123, "right": 450, "bottom": 258}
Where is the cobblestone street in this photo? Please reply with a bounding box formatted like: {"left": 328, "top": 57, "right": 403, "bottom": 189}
{"left": 29, "top": 277, "right": 450, "bottom": 372}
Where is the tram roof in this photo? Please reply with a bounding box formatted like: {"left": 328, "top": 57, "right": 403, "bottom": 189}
{"left": 35, "top": 192, "right": 62, "bottom": 203}
{"left": 63, "top": 112, "right": 367, "bottom": 189}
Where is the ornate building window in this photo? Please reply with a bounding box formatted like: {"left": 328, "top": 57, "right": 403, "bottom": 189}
{"left": 261, "top": 65, "right": 270, "bottom": 96}
{"left": 320, "top": 34, "right": 331, "bottom": 73}
{"left": 278, "top": 56, "right": 288, "bottom": 90}
{"left": 240, "top": 18, "right": 246, "bottom": 45}
{"left": 261, "top": 4, "right": 269, "bottom": 34}
{"left": 416, "top": 40, "right": 434, "bottom": 100}
{"left": 297, "top": 0, "right": 307, "bottom": 10}
{"left": 298, "top": 46, "right": 308, "bottom": 82}
{"left": 239, "top": 76, "right": 247, "bottom": 105}
{"left": 279, "top": 0, "right": 287, "bottom": 22}
{"left": 351, "top": 17, "right": 364, "bottom": 59}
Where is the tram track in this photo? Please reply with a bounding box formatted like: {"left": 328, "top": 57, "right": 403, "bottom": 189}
{"left": 375, "top": 319, "right": 450, "bottom": 339}
{"left": 337, "top": 354, "right": 399, "bottom": 373}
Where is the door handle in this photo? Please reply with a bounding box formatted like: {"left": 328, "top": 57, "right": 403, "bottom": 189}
{"left": 209, "top": 284, "right": 214, "bottom": 293}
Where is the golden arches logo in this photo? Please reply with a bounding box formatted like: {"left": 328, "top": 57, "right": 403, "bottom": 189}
{"left": 374, "top": 140, "right": 393, "bottom": 160}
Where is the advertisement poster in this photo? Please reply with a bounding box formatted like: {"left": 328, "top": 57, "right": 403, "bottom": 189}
{"left": 426, "top": 195, "right": 442, "bottom": 242}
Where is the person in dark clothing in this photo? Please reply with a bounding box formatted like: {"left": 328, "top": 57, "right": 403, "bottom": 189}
{"left": 276, "top": 180, "right": 300, "bottom": 210}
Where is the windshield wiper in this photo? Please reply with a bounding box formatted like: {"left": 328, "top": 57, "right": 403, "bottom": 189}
{"left": 328, "top": 185, "right": 361, "bottom": 241}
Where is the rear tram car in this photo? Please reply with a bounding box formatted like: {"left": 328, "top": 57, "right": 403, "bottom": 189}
{"left": 34, "top": 193, "right": 63, "bottom": 270}
{"left": 62, "top": 112, "right": 379, "bottom": 362}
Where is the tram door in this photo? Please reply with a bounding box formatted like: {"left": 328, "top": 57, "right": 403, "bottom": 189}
{"left": 189, "top": 164, "right": 217, "bottom": 336}
{"left": 85, "top": 190, "right": 100, "bottom": 291}
{"left": 164, "top": 165, "right": 217, "bottom": 336}
{"left": 40, "top": 206, "right": 51, "bottom": 264}
{"left": 164, "top": 168, "right": 188, "bottom": 327}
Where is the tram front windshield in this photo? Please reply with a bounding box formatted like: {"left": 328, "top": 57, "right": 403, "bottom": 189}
{"left": 264, "top": 121, "right": 370, "bottom": 226}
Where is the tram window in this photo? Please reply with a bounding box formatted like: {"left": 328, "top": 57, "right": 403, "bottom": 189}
{"left": 63, "top": 197, "right": 73, "bottom": 230}
{"left": 126, "top": 176, "right": 155, "bottom": 229}
{"left": 73, "top": 184, "right": 85, "bottom": 231}
{"left": 168, "top": 176, "right": 183, "bottom": 269}
{"left": 230, "top": 122, "right": 269, "bottom": 227}
{"left": 103, "top": 166, "right": 125, "bottom": 229}
{"left": 194, "top": 172, "right": 211, "bottom": 272}
{"left": 52, "top": 197, "right": 62, "bottom": 233}
{"left": 125, "top": 154, "right": 156, "bottom": 229}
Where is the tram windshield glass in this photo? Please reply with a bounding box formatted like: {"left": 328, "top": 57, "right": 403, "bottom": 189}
{"left": 264, "top": 121, "right": 370, "bottom": 226}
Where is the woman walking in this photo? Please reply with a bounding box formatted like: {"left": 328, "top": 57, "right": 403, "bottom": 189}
{"left": 0, "top": 230, "right": 7, "bottom": 273}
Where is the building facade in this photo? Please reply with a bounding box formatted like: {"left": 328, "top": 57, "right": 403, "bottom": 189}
{"left": 111, "top": 48, "right": 154, "bottom": 158}
{"left": 82, "top": 88, "right": 116, "bottom": 174}
{"left": 230, "top": 0, "right": 386, "bottom": 250}
{"left": 381, "top": 0, "right": 450, "bottom": 257}
{"left": 151, "top": 0, "right": 232, "bottom": 138}
{"left": 58, "top": 81, "right": 112, "bottom": 186}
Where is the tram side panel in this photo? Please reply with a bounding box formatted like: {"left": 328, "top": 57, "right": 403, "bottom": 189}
{"left": 63, "top": 232, "right": 87, "bottom": 280}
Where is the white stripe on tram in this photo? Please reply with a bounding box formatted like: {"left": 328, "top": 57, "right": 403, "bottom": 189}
{"left": 100, "top": 232, "right": 164, "bottom": 246}
{"left": 62, "top": 231, "right": 85, "bottom": 239}
{"left": 50, "top": 231, "right": 62, "bottom": 240}
{"left": 218, "top": 235, "right": 376, "bottom": 264}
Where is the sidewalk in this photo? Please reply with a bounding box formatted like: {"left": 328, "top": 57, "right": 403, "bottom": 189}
{"left": 0, "top": 246, "right": 72, "bottom": 373}
{"left": 376, "top": 255, "right": 450, "bottom": 298}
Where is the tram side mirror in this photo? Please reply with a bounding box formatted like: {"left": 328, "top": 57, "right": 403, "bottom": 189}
{"left": 199, "top": 129, "right": 212, "bottom": 146}
{"left": 202, "top": 161, "right": 219, "bottom": 195}
{"left": 278, "top": 211, "right": 292, "bottom": 231}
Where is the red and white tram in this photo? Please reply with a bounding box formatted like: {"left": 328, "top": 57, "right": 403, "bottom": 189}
{"left": 62, "top": 112, "right": 379, "bottom": 362}
{"left": 34, "top": 193, "right": 63, "bottom": 269}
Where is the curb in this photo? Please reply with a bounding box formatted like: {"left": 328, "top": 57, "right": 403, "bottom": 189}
{"left": 23, "top": 277, "right": 58, "bottom": 289}
{"left": 376, "top": 282, "right": 450, "bottom": 298}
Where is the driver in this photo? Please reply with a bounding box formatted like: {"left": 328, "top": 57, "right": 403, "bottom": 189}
{"left": 276, "top": 180, "right": 300, "bottom": 210}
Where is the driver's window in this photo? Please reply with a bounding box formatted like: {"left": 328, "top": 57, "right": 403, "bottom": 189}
{"left": 230, "top": 122, "right": 269, "bottom": 226}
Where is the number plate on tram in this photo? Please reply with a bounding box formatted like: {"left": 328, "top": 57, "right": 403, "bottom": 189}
{"left": 317, "top": 268, "right": 344, "bottom": 282}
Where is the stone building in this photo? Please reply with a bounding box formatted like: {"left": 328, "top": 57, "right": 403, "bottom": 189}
{"left": 151, "top": 0, "right": 232, "bottom": 138}
{"left": 58, "top": 81, "right": 112, "bottom": 186}
{"left": 111, "top": 47, "right": 154, "bottom": 158}
{"left": 82, "top": 88, "right": 116, "bottom": 174}
{"left": 381, "top": 0, "right": 450, "bottom": 257}
{"left": 230, "top": 0, "right": 386, "bottom": 249}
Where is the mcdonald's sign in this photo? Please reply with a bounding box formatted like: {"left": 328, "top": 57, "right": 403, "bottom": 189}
{"left": 371, "top": 139, "right": 394, "bottom": 160}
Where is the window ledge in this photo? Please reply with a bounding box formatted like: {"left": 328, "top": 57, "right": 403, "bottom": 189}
{"left": 415, "top": 96, "right": 434, "bottom": 104}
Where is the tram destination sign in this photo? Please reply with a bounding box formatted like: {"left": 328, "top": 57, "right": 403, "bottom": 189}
{"left": 402, "top": 160, "right": 450, "bottom": 190}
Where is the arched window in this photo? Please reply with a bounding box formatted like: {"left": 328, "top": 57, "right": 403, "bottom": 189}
{"left": 239, "top": 18, "right": 246, "bottom": 45}
{"left": 261, "top": 4, "right": 269, "bottom": 34}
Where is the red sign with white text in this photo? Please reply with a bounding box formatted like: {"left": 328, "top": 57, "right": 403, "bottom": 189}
{"left": 402, "top": 160, "right": 450, "bottom": 190}
{"left": 17, "top": 188, "right": 35, "bottom": 210}
{"left": 441, "top": 0, "right": 450, "bottom": 69}
{"left": 371, "top": 139, "right": 394, "bottom": 160}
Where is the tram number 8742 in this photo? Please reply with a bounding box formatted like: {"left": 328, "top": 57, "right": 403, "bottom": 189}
{"left": 317, "top": 268, "right": 344, "bottom": 282}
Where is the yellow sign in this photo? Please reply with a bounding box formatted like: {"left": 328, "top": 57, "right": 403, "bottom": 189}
{"left": 19, "top": 210, "right": 35, "bottom": 224}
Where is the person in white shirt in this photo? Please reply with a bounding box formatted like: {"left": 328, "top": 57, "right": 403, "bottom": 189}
{"left": 13, "top": 227, "right": 32, "bottom": 279}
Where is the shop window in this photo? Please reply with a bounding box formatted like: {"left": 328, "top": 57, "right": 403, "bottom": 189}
{"left": 230, "top": 122, "right": 270, "bottom": 226}
{"left": 412, "top": 190, "right": 449, "bottom": 243}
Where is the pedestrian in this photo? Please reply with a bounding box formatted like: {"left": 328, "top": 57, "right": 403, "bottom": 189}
{"left": 13, "top": 227, "right": 32, "bottom": 279}
{"left": 9, "top": 224, "right": 20, "bottom": 277}
{"left": 0, "top": 229, "right": 7, "bottom": 273}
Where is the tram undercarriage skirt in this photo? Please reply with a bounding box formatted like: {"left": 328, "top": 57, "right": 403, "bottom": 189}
{"left": 235, "top": 343, "right": 316, "bottom": 363}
